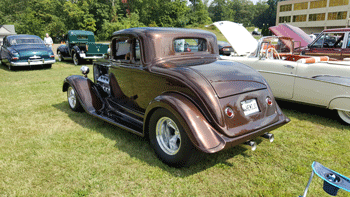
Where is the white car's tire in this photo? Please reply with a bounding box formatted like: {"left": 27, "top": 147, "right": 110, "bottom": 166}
{"left": 337, "top": 110, "right": 350, "bottom": 125}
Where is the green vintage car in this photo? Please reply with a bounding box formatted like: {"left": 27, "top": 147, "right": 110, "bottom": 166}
{"left": 57, "top": 30, "right": 109, "bottom": 65}
{"left": 0, "top": 35, "right": 55, "bottom": 70}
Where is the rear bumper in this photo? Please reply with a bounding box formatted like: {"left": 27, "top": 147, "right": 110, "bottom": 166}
{"left": 208, "top": 113, "right": 290, "bottom": 153}
{"left": 11, "top": 59, "right": 56, "bottom": 66}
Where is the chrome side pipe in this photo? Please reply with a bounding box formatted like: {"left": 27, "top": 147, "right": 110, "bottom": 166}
{"left": 262, "top": 133, "right": 274, "bottom": 143}
{"left": 244, "top": 140, "right": 257, "bottom": 151}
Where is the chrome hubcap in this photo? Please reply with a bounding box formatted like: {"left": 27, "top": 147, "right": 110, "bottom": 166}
{"left": 68, "top": 87, "right": 77, "bottom": 108}
{"left": 156, "top": 117, "right": 181, "bottom": 155}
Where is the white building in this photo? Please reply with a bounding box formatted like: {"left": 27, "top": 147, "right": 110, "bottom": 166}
{"left": 276, "top": 0, "right": 350, "bottom": 34}
{"left": 0, "top": 25, "right": 16, "bottom": 45}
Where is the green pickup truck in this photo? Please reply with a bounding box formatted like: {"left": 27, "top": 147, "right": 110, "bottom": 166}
{"left": 57, "top": 30, "right": 109, "bottom": 65}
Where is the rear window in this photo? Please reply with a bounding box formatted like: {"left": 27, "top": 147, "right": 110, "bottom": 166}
{"left": 77, "top": 35, "right": 88, "bottom": 40}
{"left": 174, "top": 38, "right": 207, "bottom": 53}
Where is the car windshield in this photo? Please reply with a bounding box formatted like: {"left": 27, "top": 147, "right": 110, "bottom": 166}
{"left": 8, "top": 37, "right": 44, "bottom": 45}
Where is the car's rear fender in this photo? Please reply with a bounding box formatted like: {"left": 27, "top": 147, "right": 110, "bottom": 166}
{"left": 63, "top": 75, "right": 103, "bottom": 113}
{"left": 144, "top": 92, "right": 226, "bottom": 153}
{"left": 328, "top": 97, "right": 350, "bottom": 111}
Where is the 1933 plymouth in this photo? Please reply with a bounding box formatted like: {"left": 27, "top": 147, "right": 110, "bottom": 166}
{"left": 0, "top": 34, "right": 55, "bottom": 70}
{"left": 57, "top": 30, "right": 109, "bottom": 65}
{"left": 62, "top": 27, "right": 289, "bottom": 167}
{"left": 214, "top": 21, "right": 350, "bottom": 125}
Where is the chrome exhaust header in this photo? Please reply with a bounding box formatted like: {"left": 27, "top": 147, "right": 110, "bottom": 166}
{"left": 262, "top": 133, "right": 274, "bottom": 143}
{"left": 244, "top": 140, "right": 257, "bottom": 151}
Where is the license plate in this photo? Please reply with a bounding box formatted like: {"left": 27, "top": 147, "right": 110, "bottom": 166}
{"left": 241, "top": 99, "right": 260, "bottom": 116}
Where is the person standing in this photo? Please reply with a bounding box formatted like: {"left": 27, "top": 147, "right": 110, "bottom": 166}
{"left": 44, "top": 33, "right": 53, "bottom": 48}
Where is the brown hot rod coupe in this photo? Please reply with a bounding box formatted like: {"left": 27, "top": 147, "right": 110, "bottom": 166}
{"left": 62, "top": 28, "right": 289, "bottom": 167}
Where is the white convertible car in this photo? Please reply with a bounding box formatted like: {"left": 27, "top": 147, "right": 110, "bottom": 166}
{"left": 214, "top": 21, "right": 350, "bottom": 124}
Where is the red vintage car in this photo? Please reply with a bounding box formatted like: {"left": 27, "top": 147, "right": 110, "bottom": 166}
{"left": 62, "top": 27, "right": 289, "bottom": 167}
{"left": 300, "top": 28, "right": 350, "bottom": 60}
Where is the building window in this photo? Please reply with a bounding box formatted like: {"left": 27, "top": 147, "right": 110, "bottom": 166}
{"left": 309, "top": 13, "right": 326, "bottom": 21}
{"left": 328, "top": 12, "right": 348, "bottom": 20}
{"left": 280, "top": 4, "right": 292, "bottom": 12}
{"left": 329, "top": 0, "right": 349, "bottom": 7}
{"left": 294, "top": 2, "right": 308, "bottom": 10}
{"left": 310, "top": 0, "right": 327, "bottom": 9}
{"left": 279, "top": 16, "right": 291, "bottom": 23}
{"left": 293, "top": 15, "right": 307, "bottom": 22}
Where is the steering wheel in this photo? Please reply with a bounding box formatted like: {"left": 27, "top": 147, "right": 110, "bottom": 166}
{"left": 266, "top": 47, "right": 281, "bottom": 60}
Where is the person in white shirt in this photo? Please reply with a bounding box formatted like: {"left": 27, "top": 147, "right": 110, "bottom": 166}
{"left": 44, "top": 33, "right": 53, "bottom": 48}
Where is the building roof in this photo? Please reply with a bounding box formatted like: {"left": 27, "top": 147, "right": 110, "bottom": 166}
{"left": 0, "top": 25, "right": 16, "bottom": 36}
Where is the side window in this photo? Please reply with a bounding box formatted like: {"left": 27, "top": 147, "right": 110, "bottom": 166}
{"left": 312, "top": 34, "right": 325, "bottom": 48}
{"left": 112, "top": 37, "right": 142, "bottom": 64}
{"left": 347, "top": 34, "right": 350, "bottom": 48}
{"left": 174, "top": 38, "right": 207, "bottom": 53}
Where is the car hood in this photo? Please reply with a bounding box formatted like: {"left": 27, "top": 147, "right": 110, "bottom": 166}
{"left": 211, "top": 21, "right": 258, "bottom": 56}
{"left": 12, "top": 44, "right": 50, "bottom": 56}
{"left": 269, "top": 24, "right": 313, "bottom": 48}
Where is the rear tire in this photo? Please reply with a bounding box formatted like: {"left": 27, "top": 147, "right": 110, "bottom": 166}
{"left": 337, "top": 110, "right": 350, "bottom": 125}
{"left": 67, "top": 85, "right": 83, "bottom": 112}
{"left": 149, "top": 108, "right": 204, "bottom": 167}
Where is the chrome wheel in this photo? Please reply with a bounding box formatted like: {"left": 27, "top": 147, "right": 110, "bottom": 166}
{"left": 338, "top": 110, "right": 350, "bottom": 125}
{"left": 57, "top": 51, "right": 62, "bottom": 61}
{"left": 73, "top": 53, "right": 79, "bottom": 65}
{"left": 156, "top": 117, "right": 181, "bottom": 155}
{"left": 68, "top": 86, "right": 77, "bottom": 109}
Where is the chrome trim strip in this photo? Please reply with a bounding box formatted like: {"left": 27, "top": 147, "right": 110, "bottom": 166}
{"left": 11, "top": 59, "right": 56, "bottom": 66}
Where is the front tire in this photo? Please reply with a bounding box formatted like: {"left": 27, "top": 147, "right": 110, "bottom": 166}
{"left": 337, "top": 110, "right": 350, "bottom": 125}
{"left": 149, "top": 108, "right": 203, "bottom": 167}
{"left": 67, "top": 85, "right": 83, "bottom": 112}
{"left": 73, "top": 53, "right": 80, "bottom": 65}
{"left": 57, "top": 51, "right": 63, "bottom": 62}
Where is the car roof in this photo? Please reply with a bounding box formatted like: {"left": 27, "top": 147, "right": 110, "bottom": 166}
{"left": 112, "top": 27, "right": 215, "bottom": 37}
{"left": 68, "top": 30, "right": 94, "bottom": 36}
{"left": 6, "top": 34, "right": 41, "bottom": 39}
{"left": 322, "top": 28, "right": 350, "bottom": 33}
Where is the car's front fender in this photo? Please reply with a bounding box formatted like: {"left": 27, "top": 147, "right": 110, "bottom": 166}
{"left": 63, "top": 75, "right": 103, "bottom": 113}
{"left": 144, "top": 92, "right": 226, "bottom": 153}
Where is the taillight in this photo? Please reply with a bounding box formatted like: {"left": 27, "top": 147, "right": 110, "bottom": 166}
{"left": 50, "top": 55, "right": 55, "bottom": 58}
{"left": 266, "top": 97, "right": 273, "bottom": 106}
{"left": 86, "top": 44, "right": 89, "bottom": 51}
{"left": 11, "top": 57, "right": 19, "bottom": 60}
{"left": 225, "top": 107, "right": 234, "bottom": 118}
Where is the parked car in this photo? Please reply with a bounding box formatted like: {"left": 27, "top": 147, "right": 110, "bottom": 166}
{"left": 62, "top": 27, "right": 289, "bottom": 167}
{"left": 252, "top": 28, "right": 261, "bottom": 35}
{"left": 297, "top": 28, "right": 350, "bottom": 60}
{"left": 217, "top": 41, "right": 234, "bottom": 56}
{"left": 216, "top": 21, "right": 350, "bottom": 124}
{"left": 57, "top": 30, "right": 109, "bottom": 65}
{"left": 0, "top": 34, "right": 55, "bottom": 70}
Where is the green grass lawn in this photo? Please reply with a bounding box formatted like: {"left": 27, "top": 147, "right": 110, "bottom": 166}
{"left": 0, "top": 61, "right": 349, "bottom": 196}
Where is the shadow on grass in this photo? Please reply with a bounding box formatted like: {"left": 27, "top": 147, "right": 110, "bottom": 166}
{"left": 0, "top": 63, "right": 52, "bottom": 71}
{"left": 276, "top": 100, "right": 348, "bottom": 129}
{"left": 53, "top": 101, "right": 252, "bottom": 176}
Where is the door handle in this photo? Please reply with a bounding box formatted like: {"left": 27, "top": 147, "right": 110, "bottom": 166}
{"left": 284, "top": 65, "right": 294, "bottom": 69}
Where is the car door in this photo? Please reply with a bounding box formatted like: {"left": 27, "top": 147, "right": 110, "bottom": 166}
{"left": 233, "top": 57, "right": 297, "bottom": 99}
{"left": 342, "top": 32, "right": 350, "bottom": 59}
{"left": 305, "top": 32, "right": 345, "bottom": 59}
{"left": 108, "top": 36, "right": 146, "bottom": 115}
